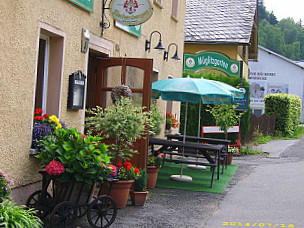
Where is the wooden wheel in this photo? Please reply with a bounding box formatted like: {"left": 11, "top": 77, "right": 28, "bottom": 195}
{"left": 87, "top": 196, "right": 117, "bottom": 228}
{"left": 26, "top": 190, "right": 52, "bottom": 219}
{"left": 50, "top": 201, "right": 76, "bottom": 228}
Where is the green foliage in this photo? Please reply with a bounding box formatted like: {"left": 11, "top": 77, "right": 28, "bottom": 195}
{"left": 180, "top": 72, "right": 251, "bottom": 142}
{"left": 240, "top": 146, "right": 263, "bottom": 155}
{"left": 147, "top": 155, "right": 162, "bottom": 167}
{"left": 0, "top": 199, "right": 43, "bottom": 228}
{"left": 134, "top": 169, "right": 148, "bottom": 192}
{"left": 265, "top": 93, "right": 302, "bottom": 137}
{"left": 149, "top": 104, "right": 164, "bottom": 136}
{"left": 85, "top": 97, "right": 149, "bottom": 162}
{"left": 257, "top": 135, "right": 272, "bottom": 144}
{"left": 36, "top": 128, "right": 111, "bottom": 185}
{"left": 207, "top": 104, "right": 243, "bottom": 138}
{"left": 258, "top": 0, "right": 304, "bottom": 60}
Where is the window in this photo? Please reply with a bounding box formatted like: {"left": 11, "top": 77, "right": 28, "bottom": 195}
{"left": 34, "top": 23, "right": 65, "bottom": 116}
{"left": 171, "top": 0, "right": 178, "bottom": 19}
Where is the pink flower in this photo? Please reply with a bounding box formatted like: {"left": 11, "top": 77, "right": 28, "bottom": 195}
{"left": 45, "top": 160, "right": 65, "bottom": 176}
{"left": 108, "top": 165, "right": 117, "bottom": 176}
{"left": 82, "top": 134, "right": 87, "bottom": 140}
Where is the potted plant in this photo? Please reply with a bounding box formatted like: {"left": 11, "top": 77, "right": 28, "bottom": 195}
{"left": 130, "top": 169, "right": 148, "bottom": 206}
{"left": 0, "top": 169, "right": 14, "bottom": 203}
{"left": 165, "top": 112, "right": 180, "bottom": 131}
{"left": 149, "top": 104, "right": 164, "bottom": 137}
{"left": 107, "top": 162, "right": 140, "bottom": 208}
{"left": 227, "top": 146, "right": 239, "bottom": 165}
{"left": 31, "top": 108, "right": 65, "bottom": 154}
{"left": 146, "top": 154, "right": 163, "bottom": 189}
{"left": 85, "top": 96, "right": 150, "bottom": 164}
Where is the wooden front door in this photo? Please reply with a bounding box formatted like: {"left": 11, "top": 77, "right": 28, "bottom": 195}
{"left": 87, "top": 57, "right": 153, "bottom": 168}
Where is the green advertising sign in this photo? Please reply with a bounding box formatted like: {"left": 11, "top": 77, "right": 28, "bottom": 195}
{"left": 184, "top": 51, "right": 241, "bottom": 77}
{"left": 68, "top": 0, "right": 93, "bottom": 13}
{"left": 234, "top": 87, "right": 249, "bottom": 110}
{"left": 115, "top": 21, "right": 141, "bottom": 38}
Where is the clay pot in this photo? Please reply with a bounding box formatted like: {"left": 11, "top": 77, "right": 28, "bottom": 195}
{"left": 146, "top": 166, "right": 159, "bottom": 189}
{"left": 129, "top": 190, "right": 148, "bottom": 206}
{"left": 109, "top": 180, "right": 134, "bottom": 208}
{"left": 228, "top": 153, "right": 233, "bottom": 165}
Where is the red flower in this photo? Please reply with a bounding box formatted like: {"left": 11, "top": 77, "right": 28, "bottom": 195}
{"left": 45, "top": 160, "right": 65, "bottom": 176}
{"left": 126, "top": 166, "right": 131, "bottom": 171}
{"left": 166, "top": 112, "right": 171, "bottom": 117}
{"left": 157, "top": 151, "right": 161, "bottom": 154}
{"left": 134, "top": 168, "right": 140, "bottom": 174}
{"left": 82, "top": 134, "right": 87, "bottom": 140}
{"left": 124, "top": 162, "right": 132, "bottom": 168}
{"left": 116, "top": 162, "right": 122, "bottom": 167}
{"left": 35, "top": 108, "right": 43, "bottom": 114}
{"left": 43, "top": 114, "right": 49, "bottom": 118}
{"left": 34, "top": 116, "right": 40, "bottom": 120}
{"left": 161, "top": 154, "right": 165, "bottom": 158}
{"left": 85, "top": 151, "right": 89, "bottom": 155}
{"left": 38, "top": 116, "right": 44, "bottom": 120}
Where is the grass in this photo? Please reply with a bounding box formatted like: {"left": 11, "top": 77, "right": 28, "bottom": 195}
{"left": 240, "top": 146, "right": 263, "bottom": 155}
{"left": 155, "top": 163, "right": 238, "bottom": 194}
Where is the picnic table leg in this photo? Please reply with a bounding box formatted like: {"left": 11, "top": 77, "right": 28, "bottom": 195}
{"left": 217, "top": 150, "right": 220, "bottom": 180}
{"left": 210, "top": 166, "right": 215, "bottom": 188}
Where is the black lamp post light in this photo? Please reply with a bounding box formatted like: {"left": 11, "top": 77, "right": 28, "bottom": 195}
{"left": 163, "top": 43, "right": 180, "bottom": 61}
{"left": 145, "top": 31, "right": 165, "bottom": 52}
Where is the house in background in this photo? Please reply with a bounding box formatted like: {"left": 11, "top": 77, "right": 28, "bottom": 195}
{"left": 184, "top": 0, "right": 258, "bottom": 80}
{"left": 249, "top": 46, "right": 304, "bottom": 121}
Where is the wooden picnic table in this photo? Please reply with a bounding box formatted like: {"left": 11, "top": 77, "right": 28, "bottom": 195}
{"left": 166, "top": 134, "right": 231, "bottom": 170}
{"left": 149, "top": 137, "right": 225, "bottom": 187}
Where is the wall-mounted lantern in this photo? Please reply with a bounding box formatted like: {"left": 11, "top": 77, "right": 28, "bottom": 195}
{"left": 145, "top": 30, "right": 165, "bottom": 52}
{"left": 67, "top": 70, "right": 86, "bottom": 110}
{"left": 81, "top": 28, "right": 90, "bottom": 53}
{"left": 164, "top": 43, "right": 180, "bottom": 61}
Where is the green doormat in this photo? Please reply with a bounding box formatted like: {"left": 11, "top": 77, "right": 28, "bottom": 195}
{"left": 155, "top": 163, "right": 238, "bottom": 194}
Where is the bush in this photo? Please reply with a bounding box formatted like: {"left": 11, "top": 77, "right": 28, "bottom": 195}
{"left": 265, "top": 93, "right": 302, "bottom": 137}
{"left": 149, "top": 104, "right": 164, "bottom": 136}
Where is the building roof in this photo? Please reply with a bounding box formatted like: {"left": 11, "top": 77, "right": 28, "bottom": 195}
{"left": 253, "top": 46, "right": 304, "bottom": 69}
{"left": 185, "top": 0, "right": 257, "bottom": 45}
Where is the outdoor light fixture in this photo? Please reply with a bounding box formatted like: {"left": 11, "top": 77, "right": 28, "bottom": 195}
{"left": 164, "top": 43, "right": 180, "bottom": 61}
{"left": 145, "top": 30, "right": 165, "bottom": 52}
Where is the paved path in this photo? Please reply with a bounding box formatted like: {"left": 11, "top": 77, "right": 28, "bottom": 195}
{"left": 74, "top": 138, "right": 304, "bottom": 228}
{"left": 205, "top": 138, "right": 304, "bottom": 228}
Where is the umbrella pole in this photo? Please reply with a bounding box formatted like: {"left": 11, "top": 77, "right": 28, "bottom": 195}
{"left": 170, "top": 102, "right": 192, "bottom": 182}
{"left": 187, "top": 101, "right": 206, "bottom": 170}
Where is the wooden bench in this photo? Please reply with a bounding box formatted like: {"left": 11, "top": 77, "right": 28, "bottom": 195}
{"left": 201, "top": 125, "right": 241, "bottom": 155}
{"left": 149, "top": 137, "right": 224, "bottom": 187}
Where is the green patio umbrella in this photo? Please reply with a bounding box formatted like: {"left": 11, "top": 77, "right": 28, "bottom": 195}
{"left": 152, "top": 77, "right": 244, "bottom": 181}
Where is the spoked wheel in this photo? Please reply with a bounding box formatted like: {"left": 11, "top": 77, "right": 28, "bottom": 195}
{"left": 50, "top": 201, "right": 76, "bottom": 228}
{"left": 87, "top": 196, "right": 117, "bottom": 228}
{"left": 26, "top": 190, "right": 52, "bottom": 219}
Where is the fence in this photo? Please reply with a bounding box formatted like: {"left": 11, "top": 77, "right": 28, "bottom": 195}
{"left": 244, "top": 114, "right": 276, "bottom": 142}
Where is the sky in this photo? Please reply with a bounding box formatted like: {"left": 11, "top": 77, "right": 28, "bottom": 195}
{"left": 263, "top": 0, "right": 304, "bottom": 22}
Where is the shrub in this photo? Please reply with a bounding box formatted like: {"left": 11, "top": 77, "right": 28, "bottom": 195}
{"left": 149, "top": 104, "right": 164, "bottom": 136}
{"left": 265, "top": 93, "right": 302, "bottom": 136}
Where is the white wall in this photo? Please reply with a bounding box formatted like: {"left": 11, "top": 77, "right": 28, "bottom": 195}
{"left": 249, "top": 47, "right": 304, "bottom": 121}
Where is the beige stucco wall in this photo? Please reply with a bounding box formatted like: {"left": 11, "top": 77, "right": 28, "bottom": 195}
{"left": 184, "top": 43, "right": 249, "bottom": 80}
{"left": 0, "top": 0, "right": 185, "bottom": 192}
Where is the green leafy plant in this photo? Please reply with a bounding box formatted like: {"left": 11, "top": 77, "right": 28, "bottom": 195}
{"left": 0, "top": 199, "right": 43, "bottom": 228}
{"left": 207, "top": 104, "right": 243, "bottom": 139}
{"left": 147, "top": 155, "right": 163, "bottom": 167}
{"left": 149, "top": 104, "right": 164, "bottom": 136}
{"left": 134, "top": 169, "right": 148, "bottom": 192}
{"left": 85, "top": 97, "right": 150, "bottom": 162}
{"left": 36, "top": 128, "right": 111, "bottom": 185}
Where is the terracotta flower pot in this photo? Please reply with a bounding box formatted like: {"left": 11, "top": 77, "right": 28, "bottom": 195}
{"left": 129, "top": 190, "right": 148, "bottom": 206}
{"left": 228, "top": 153, "right": 233, "bottom": 165}
{"left": 109, "top": 180, "right": 134, "bottom": 208}
{"left": 146, "top": 166, "right": 159, "bottom": 189}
